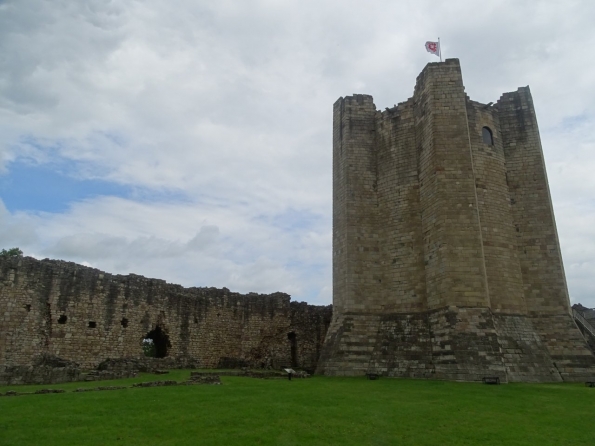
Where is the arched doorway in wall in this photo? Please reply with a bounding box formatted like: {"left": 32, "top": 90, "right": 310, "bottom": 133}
{"left": 142, "top": 325, "right": 171, "bottom": 358}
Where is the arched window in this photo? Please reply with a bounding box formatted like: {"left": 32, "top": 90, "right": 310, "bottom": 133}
{"left": 482, "top": 126, "right": 494, "bottom": 145}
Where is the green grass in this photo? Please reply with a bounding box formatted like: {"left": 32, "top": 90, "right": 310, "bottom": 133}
{"left": 1, "top": 372, "right": 594, "bottom": 445}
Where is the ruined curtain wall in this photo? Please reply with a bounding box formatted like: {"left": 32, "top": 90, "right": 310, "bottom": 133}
{"left": 0, "top": 257, "right": 331, "bottom": 370}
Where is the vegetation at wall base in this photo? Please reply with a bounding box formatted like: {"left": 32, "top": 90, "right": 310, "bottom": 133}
{"left": 1, "top": 371, "right": 594, "bottom": 446}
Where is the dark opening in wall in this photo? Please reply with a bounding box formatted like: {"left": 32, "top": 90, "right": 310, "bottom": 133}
{"left": 88, "top": 321, "right": 97, "bottom": 328}
{"left": 482, "top": 126, "right": 494, "bottom": 145}
{"left": 288, "top": 331, "right": 298, "bottom": 368}
{"left": 121, "top": 318, "right": 129, "bottom": 328}
{"left": 24, "top": 304, "right": 31, "bottom": 312}
{"left": 142, "top": 326, "right": 171, "bottom": 358}
{"left": 58, "top": 315, "right": 67, "bottom": 324}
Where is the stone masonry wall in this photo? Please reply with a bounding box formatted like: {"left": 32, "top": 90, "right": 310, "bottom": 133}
{"left": 0, "top": 256, "right": 330, "bottom": 371}
{"left": 414, "top": 60, "right": 489, "bottom": 310}
{"left": 318, "top": 58, "right": 595, "bottom": 382}
{"left": 466, "top": 100, "right": 526, "bottom": 314}
{"left": 333, "top": 95, "right": 381, "bottom": 314}
{"left": 573, "top": 304, "right": 595, "bottom": 353}
{"left": 316, "top": 307, "right": 576, "bottom": 382}
{"left": 376, "top": 99, "right": 427, "bottom": 312}
{"left": 497, "top": 88, "right": 571, "bottom": 316}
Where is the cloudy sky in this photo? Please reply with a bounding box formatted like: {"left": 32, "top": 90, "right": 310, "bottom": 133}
{"left": 1, "top": 0, "right": 594, "bottom": 307}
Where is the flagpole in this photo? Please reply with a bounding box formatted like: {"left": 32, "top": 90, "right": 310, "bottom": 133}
{"left": 438, "top": 37, "right": 442, "bottom": 62}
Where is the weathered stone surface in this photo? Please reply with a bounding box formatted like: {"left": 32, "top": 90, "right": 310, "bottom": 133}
{"left": 86, "top": 356, "right": 199, "bottom": 382}
{"left": 34, "top": 388, "right": 66, "bottom": 394}
{"left": 132, "top": 380, "right": 178, "bottom": 388}
{"left": 186, "top": 373, "right": 222, "bottom": 385}
{"left": 0, "top": 354, "right": 81, "bottom": 385}
{"left": 0, "top": 256, "right": 331, "bottom": 384}
{"left": 318, "top": 59, "right": 595, "bottom": 382}
{"left": 189, "top": 370, "right": 283, "bottom": 379}
{"left": 572, "top": 304, "right": 595, "bottom": 354}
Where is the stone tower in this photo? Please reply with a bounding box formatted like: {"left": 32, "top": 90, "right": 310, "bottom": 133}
{"left": 316, "top": 59, "right": 595, "bottom": 382}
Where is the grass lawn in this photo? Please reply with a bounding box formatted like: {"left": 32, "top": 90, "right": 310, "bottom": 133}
{"left": 1, "top": 371, "right": 594, "bottom": 445}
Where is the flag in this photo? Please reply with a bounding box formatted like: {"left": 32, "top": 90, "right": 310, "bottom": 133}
{"left": 425, "top": 41, "right": 440, "bottom": 57}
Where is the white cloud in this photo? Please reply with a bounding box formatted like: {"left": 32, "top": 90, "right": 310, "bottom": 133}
{"left": 0, "top": 200, "right": 39, "bottom": 247}
{"left": 6, "top": 195, "right": 330, "bottom": 303}
{"left": 0, "top": 0, "right": 594, "bottom": 307}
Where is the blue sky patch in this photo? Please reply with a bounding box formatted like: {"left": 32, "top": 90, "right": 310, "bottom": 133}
{"left": 0, "top": 160, "right": 188, "bottom": 213}
{"left": 255, "top": 208, "right": 323, "bottom": 231}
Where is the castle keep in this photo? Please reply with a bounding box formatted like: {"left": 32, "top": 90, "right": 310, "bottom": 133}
{"left": 316, "top": 59, "right": 595, "bottom": 382}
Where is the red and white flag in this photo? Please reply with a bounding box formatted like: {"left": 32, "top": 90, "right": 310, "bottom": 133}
{"left": 425, "top": 41, "right": 440, "bottom": 57}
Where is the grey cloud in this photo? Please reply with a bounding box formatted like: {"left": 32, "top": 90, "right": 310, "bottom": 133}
{"left": 46, "top": 225, "right": 221, "bottom": 261}
{"left": 15, "top": 194, "right": 322, "bottom": 296}
{"left": 187, "top": 225, "right": 219, "bottom": 251}
{"left": 0, "top": 200, "right": 39, "bottom": 248}
{"left": 48, "top": 233, "right": 129, "bottom": 259}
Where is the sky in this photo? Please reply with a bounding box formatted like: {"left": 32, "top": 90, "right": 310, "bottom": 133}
{"left": 1, "top": 0, "right": 594, "bottom": 307}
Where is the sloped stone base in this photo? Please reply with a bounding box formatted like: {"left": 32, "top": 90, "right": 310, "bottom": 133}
{"left": 430, "top": 308, "right": 507, "bottom": 382}
{"left": 530, "top": 314, "right": 595, "bottom": 382}
{"left": 492, "top": 314, "right": 561, "bottom": 382}
{"left": 316, "top": 306, "right": 595, "bottom": 382}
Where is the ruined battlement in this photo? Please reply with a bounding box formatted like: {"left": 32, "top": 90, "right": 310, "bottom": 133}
{"left": 0, "top": 256, "right": 331, "bottom": 371}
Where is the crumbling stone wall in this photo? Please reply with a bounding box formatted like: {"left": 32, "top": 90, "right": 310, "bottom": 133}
{"left": 0, "top": 256, "right": 330, "bottom": 373}
{"left": 289, "top": 301, "right": 332, "bottom": 372}
{"left": 0, "top": 354, "right": 81, "bottom": 386}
